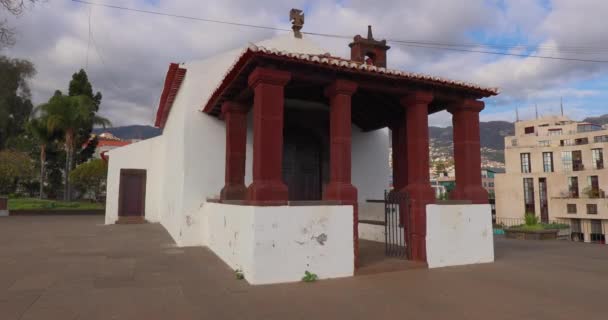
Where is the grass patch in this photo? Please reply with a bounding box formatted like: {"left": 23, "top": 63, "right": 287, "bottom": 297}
{"left": 8, "top": 198, "right": 104, "bottom": 210}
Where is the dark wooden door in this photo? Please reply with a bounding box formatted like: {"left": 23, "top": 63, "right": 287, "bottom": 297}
{"left": 118, "top": 169, "right": 146, "bottom": 217}
{"left": 539, "top": 178, "right": 548, "bottom": 223}
{"left": 282, "top": 133, "right": 322, "bottom": 201}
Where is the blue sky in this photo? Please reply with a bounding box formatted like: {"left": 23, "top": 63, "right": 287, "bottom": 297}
{"left": 3, "top": 0, "right": 608, "bottom": 126}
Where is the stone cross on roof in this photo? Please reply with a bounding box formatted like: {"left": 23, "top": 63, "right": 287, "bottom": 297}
{"left": 290, "top": 8, "right": 304, "bottom": 38}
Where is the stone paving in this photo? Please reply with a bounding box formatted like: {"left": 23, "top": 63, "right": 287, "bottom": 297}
{"left": 1, "top": 215, "right": 607, "bottom": 320}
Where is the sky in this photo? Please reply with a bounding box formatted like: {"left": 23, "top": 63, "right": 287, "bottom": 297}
{"left": 2, "top": 0, "right": 608, "bottom": 127}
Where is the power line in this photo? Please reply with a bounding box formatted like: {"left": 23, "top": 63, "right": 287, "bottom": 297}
{"left": 71, "top": 0, "right": 608, "bottom": 63}
{"left": 86, "top": 11, "right": 122, "bottom": 90}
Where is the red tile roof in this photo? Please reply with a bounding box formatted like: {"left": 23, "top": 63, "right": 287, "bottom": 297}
{"left": 155, "top": 63, "right": 187, "bottom": 129}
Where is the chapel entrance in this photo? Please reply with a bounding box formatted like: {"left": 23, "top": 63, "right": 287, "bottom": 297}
{"left": 117, "top": 169, "right": 146, "bottom": 223}
{"left": 282, "top": 128, "right": 327, "bottom": 201}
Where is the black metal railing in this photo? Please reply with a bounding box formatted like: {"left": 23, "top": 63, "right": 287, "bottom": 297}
{"left": 384, "top": 190, "right": 408, "bottom": 258}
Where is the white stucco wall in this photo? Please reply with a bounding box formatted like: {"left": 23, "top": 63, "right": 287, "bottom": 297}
{"left": 105, "top": 136, "right": 164, "bottom": 224}
{"left": 426, "top": 204, "right": 494, "bottom": 268}
{"left": 203, "top": 202, "right": 354, "bottom": 285}
{"left": 352, "top": 127, "right": 390, "bottom": 203}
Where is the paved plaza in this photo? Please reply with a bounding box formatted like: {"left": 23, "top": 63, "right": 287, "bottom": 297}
{"left": 1, "top": 215, "right": 606, "bottom": 319}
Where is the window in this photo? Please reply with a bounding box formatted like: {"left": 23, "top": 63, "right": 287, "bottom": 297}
{"left": 588, "top": 176, "right": 600, "bottom": 198}
{"left": 575, "top": 137, "right": 589, "bottom": 145}
{"left": 568, "top": 177, "right": 579, "bottom": 198}
{"left": 571, "top": 219, "right": 584, "bottom": 242}
{"left": 539, "top": 140, "right": 551, "bottom": 147}
{"left": 567, "top": 204, "right": 577, "bottom": 214}
{"left": 562, "top": 151, "right": 573, "bottom": 171}
{"left": 590, "top": 220, "right": 605, "bottom": 244}
{"left": 592, "top": 148, "right": 604, "bottom": 169}
{"left": 542, "top": 152, "right": 554, "bottom": 172}
{"left": 523, "top": 178, "right": 535, "bottom": 214}
{"left": 594, "top": 135, "right": 608, "bottom": 143}
{"left": 578, "top": 124, "right": 602, "bottom": 133}
{"left": 587, "top": 204, "right": 598, "bottom": 215}
{"left": 572, "top": 151, "right": 583, "bottom": 171}
{"left": 521, "top": 153, "right": 531, "bottom": 173}
{"left": 524, "top": 126, "right": 535, "bottom": 134}
{"left": 548, "top": 128, "right": 563, "bottom": 136}
{"left": 489, "top": 182, "right": 494, "bottom": 187}
{"left": 560, "top": 139, "right": 573, "bottom": 146}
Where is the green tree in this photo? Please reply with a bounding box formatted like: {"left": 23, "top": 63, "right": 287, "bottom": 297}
{"left": 26, "top": 115, "right": 56, "bottom": 199}
{"left": 0, "top": 150, "right": 35, "bottom": 195}
{"left": 40, "top": 94, "right": 111, "bottom": 201}
{"left": 0, "top": 56, "right": 35, "bottom": 149}
{"left": 69, "top": 159, "right": 108, "bottom": 202}
{"left": 68, "top": 69, "right": 103, "bottom": 165}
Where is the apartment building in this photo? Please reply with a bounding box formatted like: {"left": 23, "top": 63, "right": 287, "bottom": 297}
{"left": 495, "top": 115, "right": 608, "bottom": 244}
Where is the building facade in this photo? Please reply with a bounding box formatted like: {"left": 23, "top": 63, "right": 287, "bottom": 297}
{"left": 105, "top": 19, "right": 497, "bottom": 284}
{"left": 495, "top": 115, "right": 608, "bottom": 244}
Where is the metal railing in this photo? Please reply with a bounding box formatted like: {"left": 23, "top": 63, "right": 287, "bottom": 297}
{"left": 495, "top": 217, "right": 606, "bottom": 244}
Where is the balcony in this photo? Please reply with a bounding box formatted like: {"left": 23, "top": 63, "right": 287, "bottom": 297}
{"left": 573, "top": 161, "right": 585, "bottom": 171}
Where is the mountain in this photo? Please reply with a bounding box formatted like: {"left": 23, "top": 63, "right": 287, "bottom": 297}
{"left": 429, "top": 121, "right": 514, "bottom": 166}
{"left": 583, "top": 114, "right": 608, "bottom": 126}
{"left": 93, "top": 125, "right": 161, "bottom": 140}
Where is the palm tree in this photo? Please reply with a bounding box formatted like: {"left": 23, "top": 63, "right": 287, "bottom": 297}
{"left": 26, "top": 115, "right": 55, "bottom": 199}
{"left": 40, "top": 94, "right": 111, "bottom": 201}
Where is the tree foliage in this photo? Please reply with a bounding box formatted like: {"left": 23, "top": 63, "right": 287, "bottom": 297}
{"left": 38, "top": 93, "right": 110, "bottom": 200}
{"left": 0, "top": 149, "right": 34, "bottom": 195}
{"left": 68, "top": 69, "right": 103, "bottom": 166}
{"left": 69, "top": 159, "right": 107, "bottom": 202}
{"left": 0, "top": 55, "right": 35, "bottom": 150}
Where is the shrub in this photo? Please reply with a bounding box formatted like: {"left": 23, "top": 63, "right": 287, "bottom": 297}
{"left": 524, "top": 213, "right": 539, "bottom": 226}
{"left": 0, "top": 150, "right": 35, "bottom": 195}
{"left": 302, "top": 271, "right": 318, "bottom": 282}
{"left": 69, "top": 159, "right": 107, "bottom": 202}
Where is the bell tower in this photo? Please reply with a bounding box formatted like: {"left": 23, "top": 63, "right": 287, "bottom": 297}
{"left": 349, "top": 25, "right": 390, "bottom": 68}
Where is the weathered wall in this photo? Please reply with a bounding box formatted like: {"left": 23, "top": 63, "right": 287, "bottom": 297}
{"left": 105, "top": 136, "right": 164, "bottom": 224}
{"left": 203, "top": 202, "right": 354, "bottom": 285}
{"left": 426, "top": 204, "right": 494, "bottom": 268}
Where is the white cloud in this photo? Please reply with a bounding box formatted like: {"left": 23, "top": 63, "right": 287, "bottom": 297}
{"left": 1, "top": 0, "right": 607, "bottom": 127}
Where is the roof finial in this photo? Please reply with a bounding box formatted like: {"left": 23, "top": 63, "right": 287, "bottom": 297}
{"left": 535, "top": 103, "right": 539, "bottom": 119}
{"left": 367, "top": 25, "right": 373, "bottom": 40}
{"left": 516, "top": 107, "right": 520, "bottom": 122}
{"left": 289, "top": 9, "right": 304, "bottom": 39}
{"left": 560, "top": 96, "right": 564, "bottom": 116}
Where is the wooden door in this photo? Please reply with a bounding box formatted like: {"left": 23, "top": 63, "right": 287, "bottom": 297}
{"left": 282, "top": 132, "right": 322, "bottom": 201}
{"left": 118, "top": 169, "right": 146, "bottom": 217}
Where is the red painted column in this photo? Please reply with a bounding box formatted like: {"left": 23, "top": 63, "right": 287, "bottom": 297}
{"left": 246, "top": 67, "right": 291, "bottom": 205}
{"left": 323, "top": 79, "right": 359, "bottom": 266}
{"left": 220, "top": 101, "right": 248, "bottom": 201}
{"left": 401, "top": 91, "right": 435, "bottom": 262}
{"left": 324, "top": 79, "right": 358, "bottom": 201}
{"left": 448, "top": 99, "right": 488, "bottom": 204}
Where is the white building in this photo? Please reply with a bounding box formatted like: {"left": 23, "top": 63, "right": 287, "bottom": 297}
{"left": 105, "top": 22, "right": 496, "bottom": 284}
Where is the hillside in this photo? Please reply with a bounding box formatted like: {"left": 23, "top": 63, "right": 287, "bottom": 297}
{"left": 93, "top": 125, "right": 161, "bottom": 140}
{"left": 583, "top": 114, "right": 608, "bottom": 126}
{"left": 429, "top": 121, "right": 514, "bottom": 166}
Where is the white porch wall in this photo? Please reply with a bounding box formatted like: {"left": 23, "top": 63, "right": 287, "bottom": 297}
{"left": 426, "top": 204, "right": 495, "bottom": 268}
{"left": 105, "top": 135, "right": 164, "bottom": 224}
{"left": 352, "top": 127, "right": 391, "bottom": 203}
{"left": 203, "top": 202, "right": 354, "bottom": 285}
